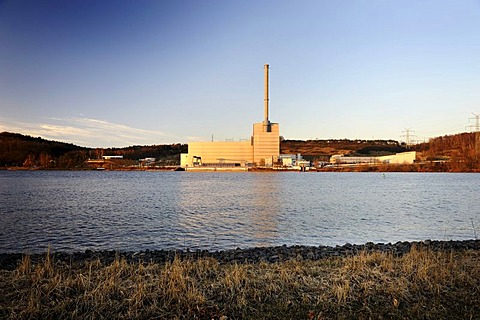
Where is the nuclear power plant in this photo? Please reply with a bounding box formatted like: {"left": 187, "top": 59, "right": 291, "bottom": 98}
{"left": 180, "top": 64, "right": 417, "bottom": 170}
{"left": 180, "top": 64, "right": 280, "bottom": 169}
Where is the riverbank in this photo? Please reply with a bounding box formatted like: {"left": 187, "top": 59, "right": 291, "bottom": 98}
{"left": 1, "top": 239, "right": 479, "bottom": 270}
{"left": 4, "top": 164, "right": 480, "bottom": 172}
{"left": 1, "top": 240, "right": 479, "bottom": 319}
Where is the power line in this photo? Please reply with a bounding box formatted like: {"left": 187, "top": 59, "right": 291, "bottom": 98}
{"left": 417, "top": 124, "right": 465, "bottom": 136}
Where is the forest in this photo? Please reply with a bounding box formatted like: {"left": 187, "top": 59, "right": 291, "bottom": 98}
{"left": 414, "top": 132, "right": 480, "bottom": 171}
{"left": 0, "top": 132, "right": 187, "bottom": 169}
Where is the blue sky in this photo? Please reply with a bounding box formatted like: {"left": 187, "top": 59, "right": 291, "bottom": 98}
{"left": 1, "top": 0, "right": 479, "bottom": 147}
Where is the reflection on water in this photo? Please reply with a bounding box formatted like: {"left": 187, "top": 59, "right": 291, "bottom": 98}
{"left": 0, "top": 171, "right": 479, "bottom": 253}
{"left": 250, "top": 173, "right": 281, "bottom": 247}
{"left": 175, "top": 173, "right": 281, "bottom": 249}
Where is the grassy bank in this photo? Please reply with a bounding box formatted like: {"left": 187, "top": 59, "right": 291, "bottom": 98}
{"left": 1, "top": 245, "right": 479, "bottom": 319}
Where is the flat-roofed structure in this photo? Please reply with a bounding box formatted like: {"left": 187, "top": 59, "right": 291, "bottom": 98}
{"left": 186, "top": 140, "right": 253, "bottom": 166}
{"left": 181, "top": 64, "right": 280, "bottom": 168}
{"left": 330, "top": 151, "right": 416, "bottom": 165}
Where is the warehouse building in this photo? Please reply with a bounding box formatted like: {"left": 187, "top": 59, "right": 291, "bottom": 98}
{"left": 330, "top": 151, "right": 417, "bottom": 165}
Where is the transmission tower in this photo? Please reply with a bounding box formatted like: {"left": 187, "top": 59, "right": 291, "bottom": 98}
{"left": 401, "top": 128, "right": 416, "bottom": 149}
{"left": 466, "top": 113, "right": 480, "bottom": 167}
{"left": 466, "top": 113, "right": 480, "bottom": 132}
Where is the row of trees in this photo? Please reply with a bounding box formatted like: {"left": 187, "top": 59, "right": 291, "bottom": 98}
{"left": 0, "top": 132, "right": 87, "bottom": 167}
{"left": 416, "top": 132, "right": 480, "bottom": 171}
{"left": 0, "top": 132, "right": 187, "bottom": 169}
{"left": 101, "top": 144, "right": 187, "bottom": 161}
{"left": 280, "top": 139, "right": 405, "bottom": 160}
{"left": 282, "top": 133, "right": 480, "bottom": 172}
{"left": 2, "top": 131, "right": 479, "bottom": 171}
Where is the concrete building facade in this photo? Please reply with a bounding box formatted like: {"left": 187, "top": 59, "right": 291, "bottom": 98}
{"left": 181, "top": 64, "right": 280, "bottom": 168}
{"left": 252, "top": 122, "right": 280, "bottom": 165}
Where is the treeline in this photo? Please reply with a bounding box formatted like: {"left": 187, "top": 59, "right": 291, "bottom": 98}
{"left": 415, "top": 132, "right": 480, "bottom": 171}
{"left": 2, "top": 131, "right": 478, "bottom": 171}
{"left": 281, "top": 139, "right": 405, "bottom": 161}
{"left": 102, "top": 144, "right": 187, "bottom": 162}
{"left": 353, "top": 145, "right": 407, "bottom": 156}
{"left": 0, "top": 132, "right": 88, "bottom": 168}
{"left": 282, "top": 134, "right": 480, "bottom": 171}
{"left": 0, "top": 132, "right": 187, "bottom": 169}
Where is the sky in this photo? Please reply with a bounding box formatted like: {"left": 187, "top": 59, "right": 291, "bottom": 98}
{"left": 1, "top": 0, "right": 480, "bottom": 147}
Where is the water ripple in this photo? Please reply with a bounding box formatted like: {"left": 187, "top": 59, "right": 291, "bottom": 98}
{"left": 0, "top": 171, "right": 479, "bottom": 253}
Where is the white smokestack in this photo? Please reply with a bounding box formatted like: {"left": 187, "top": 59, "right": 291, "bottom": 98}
{"left": 264, "top": 64, "right": 269, "bottom": 125}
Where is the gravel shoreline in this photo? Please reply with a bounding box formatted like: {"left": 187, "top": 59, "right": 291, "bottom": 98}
{"left": 1, "top": 239, "right": 479, "bottom": 270}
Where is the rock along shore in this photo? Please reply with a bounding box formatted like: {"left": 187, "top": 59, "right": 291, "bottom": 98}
{"left": 1, "top": 239, "right": 479, "bottom": 270}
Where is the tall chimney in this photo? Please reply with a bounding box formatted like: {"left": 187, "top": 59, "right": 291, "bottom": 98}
{"left": 264, "top": 64, "right": 269, "bottom": 125}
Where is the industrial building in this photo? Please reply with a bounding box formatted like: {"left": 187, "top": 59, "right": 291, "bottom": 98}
{"left": 180, "top": 64, "right": 416, "bottom": 170}
{"left": 180, "top": 64, "right": 280, "bottom": 169}
{"left": 330, "top": 151, "right": 417, "bottom": 165}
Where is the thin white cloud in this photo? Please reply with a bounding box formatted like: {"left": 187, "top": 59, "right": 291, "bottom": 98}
{"left": 0, "top": 117, "right": 184, "bottom": 147}
{"left": 40, "top": 124, "right": 92, "bottom": 137}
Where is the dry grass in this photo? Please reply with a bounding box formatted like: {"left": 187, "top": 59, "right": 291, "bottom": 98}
{"left": 1, "top": 245, "right": 479, "bottom": 319}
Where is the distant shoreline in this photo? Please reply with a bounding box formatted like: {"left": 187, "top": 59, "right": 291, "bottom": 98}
{"left": 2, "top": 165, "right": 480, "bottom": 172}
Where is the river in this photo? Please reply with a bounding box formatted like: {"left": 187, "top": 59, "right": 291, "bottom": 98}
{"left": 0, "top": 171, "right": 478, "bottom": 253}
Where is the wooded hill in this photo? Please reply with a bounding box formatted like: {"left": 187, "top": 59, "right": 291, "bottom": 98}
{"left": 280, "top": 139, "right": 407, "bottom": 162}
{"left": 414, "top": 132, "right": 480, "bottom": 171}
{"left": 281, "top": 133, "right": 479, "bottom": 171}
{"left": 0, "top": 132, "right": 187, "bottom": 168}
{"left": 1, "top": 131, "right": 478, "bottom": 171}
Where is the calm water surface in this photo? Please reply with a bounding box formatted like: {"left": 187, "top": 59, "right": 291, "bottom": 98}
{"left": 0, "top": 171, "right": 478, "bottom": 253}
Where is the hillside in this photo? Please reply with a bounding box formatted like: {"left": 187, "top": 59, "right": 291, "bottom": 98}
{"left": 413, "top": 132, "right": 480, "bottom": 171}
{"left": 0, "top": 132, "right": 187, "bottom": 169}
{"left": 280, "top": 139, "right": 406, "bottom": 161}
{"left": 0, "top": 132, "right": 86, "bottom": 167}
{"left": 281, "top": 133, "right": 480, "bottom": 171}
{"left": 100, "top": 144, "right": 187, "bottom": 166}
{"left": 1, "top": 131, "right": 478, "bottom": 171}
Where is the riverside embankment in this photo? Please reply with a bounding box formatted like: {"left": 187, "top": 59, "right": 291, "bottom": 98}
{"left": 1, "top": 239, "right": 479, "bottom": 270}
{"left": 1, "top": 240, "right": 479, "bottom": 319}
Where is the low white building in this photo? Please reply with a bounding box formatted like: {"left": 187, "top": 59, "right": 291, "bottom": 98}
{"left": 330, "top": 155, "right": 378, "bottom": 165}
{"left": 139, "top": 157, "right": 156, "bottom": 166}
{"left": 330, "top": 151, "right": 416, "bottom": 165}
{"left": 278, "top": 154, "right": 310, "bottom": 167}
{"left": 378, "top": 151, "right": 416, "bottom": 164}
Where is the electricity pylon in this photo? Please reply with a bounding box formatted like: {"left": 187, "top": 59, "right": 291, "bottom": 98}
{"left": 466, "top": 113, "right": 480, "bottom": 167}
{"left": 467, "top": 113, "right": 480, "bottom": 132}
{"left": 401, "top": 128, "right": 416, "bottom": 149}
